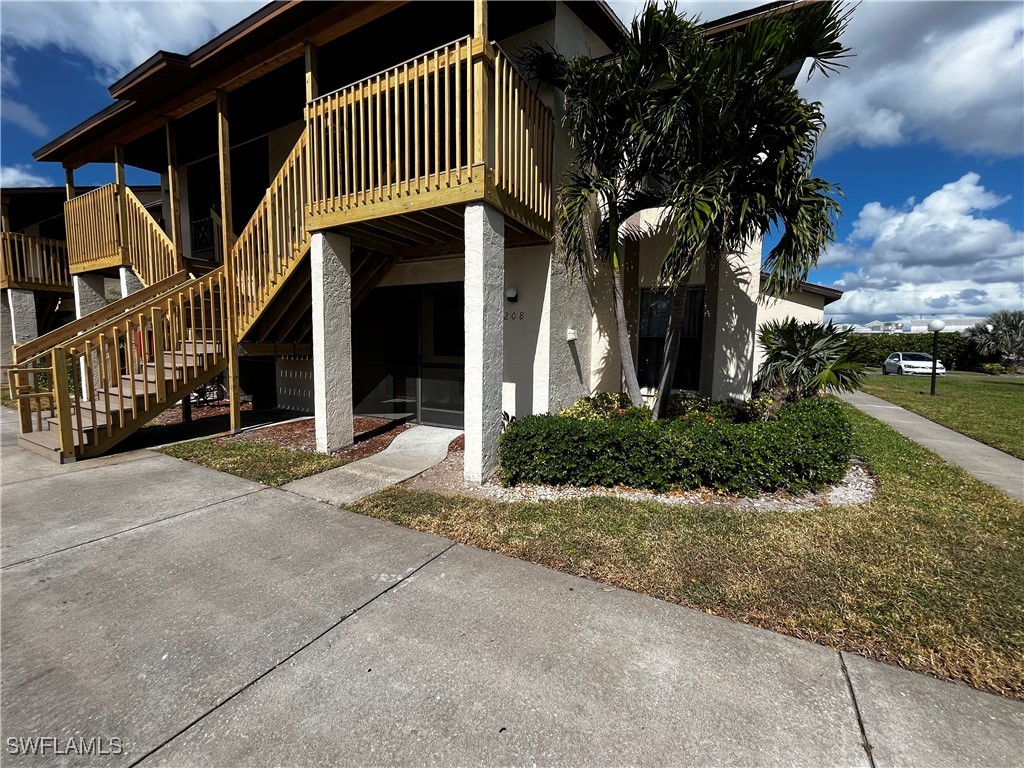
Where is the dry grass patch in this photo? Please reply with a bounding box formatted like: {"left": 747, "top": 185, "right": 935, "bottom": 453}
{"left": 161, "top": 440, "right": 348, "bottom": 486}
{"left": 351, "top": 404, "right": 1024, "bottom": 699}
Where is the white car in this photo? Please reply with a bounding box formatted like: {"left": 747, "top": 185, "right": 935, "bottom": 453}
{"left": 882, "top": 352, "right": 946, "bottom": 376}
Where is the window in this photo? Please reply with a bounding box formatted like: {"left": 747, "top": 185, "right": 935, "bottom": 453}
{"left": 637, "top": 287, "right": 705, "bottom": 391}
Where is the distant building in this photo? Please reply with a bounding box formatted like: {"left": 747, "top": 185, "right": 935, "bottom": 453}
{"left": 905, "top": 317, "right": 986, "bottom": 334}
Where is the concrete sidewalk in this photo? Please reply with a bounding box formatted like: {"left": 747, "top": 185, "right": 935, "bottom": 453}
{"left": 283, "top": 424, "right": 459, "bottom": 506}
{"left": 1, "top": 407, "right": 1021, "bottom": 767}
{"left": 840, "top": 390, "right": 1024, "bottom": 501}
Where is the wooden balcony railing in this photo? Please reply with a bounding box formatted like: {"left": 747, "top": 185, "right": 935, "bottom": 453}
{"left": 65, "top": 183, "right": 120, "bottom": 271}
{"left": 0, "top": 232, "right": 72, "bottom": 292}
{"left": 64, "top": 183, "right": 181, "bottom": 286}
{"left": 232, "top": 130, "right": 310, "bottom": 337}
{"left": 123, "top": 188, "right": 179, "bottom": 287}
{"left": 306, "top": 37, "right": 553, "bottom": 238}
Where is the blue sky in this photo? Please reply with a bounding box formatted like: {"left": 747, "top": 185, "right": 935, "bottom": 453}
{"left": 1, "top": 0, "right": 1022, "bottom": 325}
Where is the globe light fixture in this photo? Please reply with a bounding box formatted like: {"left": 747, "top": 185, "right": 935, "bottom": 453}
{"left": 927, "top": 319, "right": 945, "bottom": 396}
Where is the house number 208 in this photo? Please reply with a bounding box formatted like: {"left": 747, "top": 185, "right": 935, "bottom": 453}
{"left": 504, "top": 312, "right": 525, "bottom": 320}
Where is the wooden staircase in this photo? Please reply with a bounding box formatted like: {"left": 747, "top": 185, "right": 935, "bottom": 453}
{"left": 8, "top": 131, "right": 311, "bottom": 463}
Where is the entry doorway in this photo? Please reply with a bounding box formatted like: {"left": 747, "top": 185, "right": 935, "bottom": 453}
{"left": 352, "top": 282, "right": 465, "bottom": 428}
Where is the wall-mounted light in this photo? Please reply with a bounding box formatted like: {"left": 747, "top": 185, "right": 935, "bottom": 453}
{"left": 566, "top": 328, "right": 578, "bottom": 342}
{"left": 505, "top": 288, "right": 518, "bottom": 303}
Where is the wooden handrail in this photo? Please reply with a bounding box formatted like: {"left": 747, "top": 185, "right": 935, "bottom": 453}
{"left": 305, "top": 37, "right": 477, "bottom": 221}
{"left": 64, "top": 183, "right": 181, "bottom": 285}
{"left": 304, "top": 36, "right": 553, "bottom": 237}
{"left": 124, "top": 188, "right": 181, "bottom": 285}
{"left": 231, "top": 130, "right": 310, "bottom": 338}
{"left": 493, "top": 48, "right": 553, "bottom": 232}
{"left": 65, "top": 183, "right": 120, "bottom": 270}
{"left": 12, "top": 271, "right": 188, "bottom": 364}
{"left": 0, "top": 233, "right": 71, "bottom": 291}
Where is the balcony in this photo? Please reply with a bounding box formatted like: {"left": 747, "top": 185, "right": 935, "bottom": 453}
{"left": 0, "top": 232, "right": 72, "bottom": 293}
{"left": 305, "top": 37, "right": 554, "bottom": 249}
{"left": 64, "top": 183, "right": 181, "bottom": 286}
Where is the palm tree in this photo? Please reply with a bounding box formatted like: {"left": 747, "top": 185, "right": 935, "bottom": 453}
{"left": 522, "top": 10, "right": 692, "bottom": 406}
{"left": 756, "top": 318, "right": 868, "bottom": 401}
{"left": 649, "top": 1, "right": 851, "bottom": 418}
{"left": 964, "top": 309, "right": 1024, "bottom": 365}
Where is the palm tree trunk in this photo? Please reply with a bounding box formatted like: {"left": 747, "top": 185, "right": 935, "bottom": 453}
{"left": 698, "top": 253, "right": 721, "bottom": 398}
{"left": 612, "top": 266, "right": 644, "bottom": 406}
{"left": 652, "top": 282, "right": 686, "bottom": 420}
{"left": 607, "top": 198, "right": 643, "bottom": 406}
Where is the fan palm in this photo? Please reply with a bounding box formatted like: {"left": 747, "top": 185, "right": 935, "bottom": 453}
{"left": 756, "top": 318, "right": 868, "bottom": 400}
{"left": 964, "top": 310, "right": 1024, "bottom": 365}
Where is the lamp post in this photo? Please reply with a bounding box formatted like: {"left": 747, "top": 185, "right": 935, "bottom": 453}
{"left": 928, "top": 319, "right": 945, "bottom": 396}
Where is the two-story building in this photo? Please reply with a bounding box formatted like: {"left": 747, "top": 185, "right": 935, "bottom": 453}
{"left": 9, "top": 0, "right": 839, "bottom": 483}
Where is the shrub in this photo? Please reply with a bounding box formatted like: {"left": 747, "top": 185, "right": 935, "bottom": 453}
{"left": 845, "top": 332, "right": 992, "bottom": 371}
{"left": 499, "top": 398, "right": 852, "bottom": 495}
{"left": 558, "top": 392, "right": 643, "bottom": 420}
{"left": 980, "top": 363, "right": 1005, "bottom": 376}
{"left": 756, "top": 319, "right": 869, "bottom": 400}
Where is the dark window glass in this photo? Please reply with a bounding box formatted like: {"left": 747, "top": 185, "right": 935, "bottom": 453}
{"left": 637, "top": 287, "right": 704, "bottom": 391}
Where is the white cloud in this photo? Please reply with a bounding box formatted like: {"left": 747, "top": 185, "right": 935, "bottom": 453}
{"left": 610, "top": 1, "right": 1024, "bottom": 159}
{"left": 0, "top": 164, "right": 55, "bottom": 187}
{"left": 0, "top": 97, "right": 48, "bottom": 136}
{"left": 823, "top": 173, "right": 1024, "bottom": 324}
{"left": 1, "top": 53, "right": 18, "bottom": 88}
{"left": 0, "top": 1, "right": 265, "bottom": 84}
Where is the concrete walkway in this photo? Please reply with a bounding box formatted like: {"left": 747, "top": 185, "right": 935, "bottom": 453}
{"left": 840, "top": 390, "right": 1024, "bottom": 502}
{"left": 283, "top": 424, "right": 459, "bottom": 506}
{"left": 1, "top": 407, "right": 1021, "bottom": 767}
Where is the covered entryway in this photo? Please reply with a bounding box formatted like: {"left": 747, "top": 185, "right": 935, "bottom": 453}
{"left": 353, "top": 282, "right": 465, "bottom": 429}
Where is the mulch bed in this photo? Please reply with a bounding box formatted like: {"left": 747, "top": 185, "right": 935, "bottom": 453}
{"left": 211, "top": 415, "right": 410, "bottom": 461}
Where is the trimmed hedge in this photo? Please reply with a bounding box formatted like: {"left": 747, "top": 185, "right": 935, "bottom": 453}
{"left": 499, "top": 397, "right": 852, "bottom": 496}
{"left": 846, "top": 332, "right": 993, "bottom": 371}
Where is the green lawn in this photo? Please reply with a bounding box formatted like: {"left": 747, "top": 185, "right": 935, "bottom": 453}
{"left": 351, "top": 403, "right": 1024, "bottom": 699}
{"left": 859, "top": 371, "right": 1024, "bottom": 458}
{"left": 161, "top": 439, "right": 349, "bottom": 486}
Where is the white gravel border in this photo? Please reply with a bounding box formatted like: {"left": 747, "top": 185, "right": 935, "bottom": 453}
{"left": 471, "top": 460, "right": 877, "bottom": 512}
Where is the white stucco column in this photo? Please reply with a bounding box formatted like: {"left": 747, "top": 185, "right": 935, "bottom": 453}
{"left": 2, "top": 289, "right": 38, "bottom": 367}
{"left": 73, "top": 274, "right": 107, "bottom": 319}
{"left": 464, "top": 202, "right": 505, "bottom": 484}
{"left": 119, "top": 267, "right": 144, "bottom": 298}
{"left": 311, "top": 230, "right": 353, "bottom": 453}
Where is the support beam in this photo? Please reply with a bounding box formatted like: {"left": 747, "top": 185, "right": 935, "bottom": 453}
{"left": 0, "top": 200, "right": 8, "bottom": 233}
{"left": 304, "top": 41, "right": 319, "bottom": 102}
{"left": 311, "top": 231, "right": 354, "bottom": 453}
{"left": 64, "top": 167, "right": 76, "bottom": 201}
{"left": 113, "top": 144, "right": 129, "bottom": 254}
{"left": 2, "top": 289, "right": 38, "bottom": 368}
{"left": 216, "top": 88, "right": 241, "bottom": 432}
{"left": 472, "top": 0, "right": 491, "bottom": 168}
{"left": 464, "top": 201, "right": 504, "bottom": 484}
{"left": 119, "top": 267, "right": 144, "bottom": 298}
{"left": 165, "top": 119, "right": 183, "bottom": 264}
{"left": 72, "top": 274, "right": 107, "bottom": 398}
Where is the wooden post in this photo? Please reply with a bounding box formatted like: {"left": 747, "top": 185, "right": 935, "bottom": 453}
{"left": 113, "top": 144, "right": 129, "bottom": 257}
{"left": 305, "top": 41, "right": 319, "bottom": 103}
{"left": 0, "top": 197, "right": 9, "bottom": 233}
{"left": 52, "top": 346, "right": 75, "bottom": 460}
{"left": 151, "top": 307, "right": 167, "bottom": 404}
{"left": 165, "top": 119, "right": 184, "bottom": 265}
{"left": 472, "top": 0, "right": 491, "bottom": 169}
{"left": 64, "top": 167, "right": 76, "bottom": 201}
{"left": 216, "top": 89, "right": 241, "bottom": 432}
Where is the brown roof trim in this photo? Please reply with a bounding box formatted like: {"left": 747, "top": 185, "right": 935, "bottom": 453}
{"left": 702, "top": 0, "right": 819, "bottom": 36}
{"left": 108, "top": 51, "right": 189, "bottom": 98}
{"left": 761, "top": 273, "right": 843, "bottom": 305}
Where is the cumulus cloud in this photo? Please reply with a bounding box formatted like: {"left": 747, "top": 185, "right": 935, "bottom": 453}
{"left": 823, "top": 173, "right": 1024, "bottom": 324}
{"left": 610, "top": 1, "right": 1024, "bottom": 159}
{"left": 0, "top": 164, "right": 56, "bottom": 187}
{"left": 803, "top": 1, "right": 1024, "bottom": 157}
{"left": 0, "top": 1, "right": 265, "bottom": 84}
